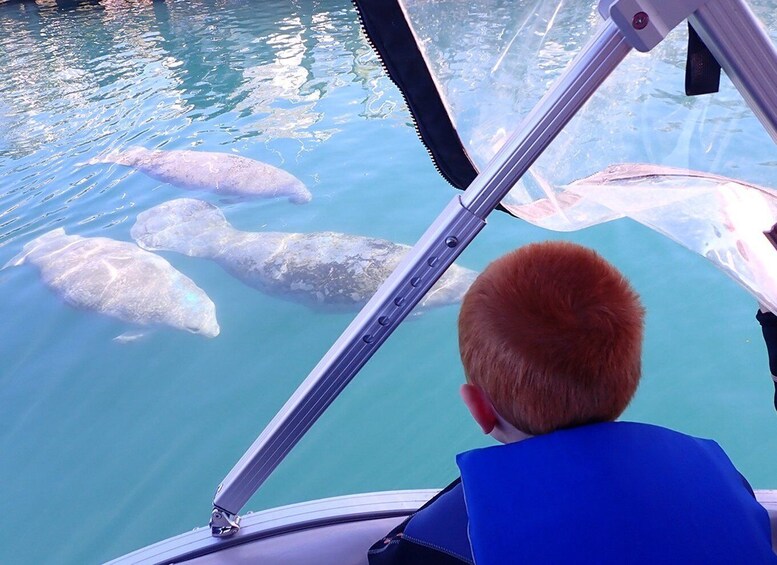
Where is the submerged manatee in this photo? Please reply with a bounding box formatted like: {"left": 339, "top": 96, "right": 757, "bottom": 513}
{"left": 89, "top": 147, "right": 312, "bottom": 204}
{"left": 4, "top": 228, "right": 219, "bottom": 338}
{"left": 130, "top": 198, "right": 478, "bottom": 311}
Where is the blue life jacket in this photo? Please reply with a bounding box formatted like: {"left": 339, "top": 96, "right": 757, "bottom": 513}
{"left": 457, "top": 421, "right": 776, "bottom": 565}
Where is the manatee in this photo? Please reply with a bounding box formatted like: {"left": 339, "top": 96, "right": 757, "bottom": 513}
{"left": 4, "top": 228, "right": 220, "bottom": 338}
{"left": 89, "top": 146, "right": 312, "bottom": 204}
{"left": 130, "top": 198, "right": 478, "bottom": 311}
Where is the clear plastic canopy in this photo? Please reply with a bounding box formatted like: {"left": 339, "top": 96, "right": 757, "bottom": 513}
{"left": 359, "top": 0, "right": 777, "bottom": 310}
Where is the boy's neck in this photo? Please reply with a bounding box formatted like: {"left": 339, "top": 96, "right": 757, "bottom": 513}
{"left": 491, "top": 410, "right": 533, "bottom": 444}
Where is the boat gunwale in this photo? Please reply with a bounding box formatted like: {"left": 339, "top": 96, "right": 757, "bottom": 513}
{"left": 106, "top": 489, "right": 439, "bottom": 565}
{"left": 108, "top": 488, "right": 777, "bottom": 563}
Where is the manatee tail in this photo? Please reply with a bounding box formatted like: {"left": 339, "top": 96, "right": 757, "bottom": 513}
{"left": 2, "top": 227, "right": 67, "bottom": 269}
{"left": 131, "top": 198, "right": 230, "bottom": 258}
{"left": 87, "top": 146, "right": 148, "bottom": 166}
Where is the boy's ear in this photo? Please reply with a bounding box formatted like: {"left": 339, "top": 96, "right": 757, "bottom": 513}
{"left": 460, "top": 383, "right": 498, "bottom": 435}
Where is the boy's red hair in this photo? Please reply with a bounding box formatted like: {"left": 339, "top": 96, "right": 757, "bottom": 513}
{"left": 458, "top": 241, "right": 644, "bottom": 435}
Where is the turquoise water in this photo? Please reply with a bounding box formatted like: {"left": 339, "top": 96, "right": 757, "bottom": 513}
{"left": 1, "top": 1, "right": 777, "bottom": 563}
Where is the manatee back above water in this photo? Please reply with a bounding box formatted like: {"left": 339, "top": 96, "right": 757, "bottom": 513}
{"left": 90, "top": 146, "right": 312, "bottom": 204}
{"left": 131, "top": 198, "right": 478, "bottom": 311}
{"left": 5, "top": 228, "right": 219, "bottom": 337}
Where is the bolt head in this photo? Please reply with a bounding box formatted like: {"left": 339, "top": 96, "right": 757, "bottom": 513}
{"left": 632, "top": 11, "right": 649, "bottom": 30}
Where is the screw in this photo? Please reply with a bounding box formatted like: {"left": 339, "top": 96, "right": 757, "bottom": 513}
{"left": 445, "top": 236, "right": 458, "bottom": 248}
{"left": 632, "top": 11, "right": 649, "bottom": 30}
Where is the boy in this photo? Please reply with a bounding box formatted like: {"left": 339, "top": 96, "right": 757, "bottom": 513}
{"left": 369, "top": 241, "right": 776, "bottom": 564}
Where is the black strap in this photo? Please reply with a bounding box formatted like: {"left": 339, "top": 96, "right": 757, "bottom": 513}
{"left": 685, "top": 22, "right": 721, "bottom": 96}
{"left": 764, "top": 222, "right": 777, "bottom": 252}
{"left": 352, "top": 0, "right": 478, "bottom": 190}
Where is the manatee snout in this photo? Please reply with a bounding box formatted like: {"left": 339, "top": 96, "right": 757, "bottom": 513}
{"left": 289, "top": 187, "right": 313, "bottom": 204}
{"left": 179, "top": 288, "right": 220, "bottom": 338}
{"left": 191, "top": 320, "right": 220, "bottom": 338}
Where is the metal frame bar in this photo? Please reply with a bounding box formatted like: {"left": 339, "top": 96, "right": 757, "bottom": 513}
{"left": 210, "top": 0, "right": 777, "bottom": 534}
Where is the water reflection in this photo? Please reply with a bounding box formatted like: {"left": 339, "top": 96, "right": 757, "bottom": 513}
{"left": 0, "top": 0, "right": 399, "bottom": 248}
